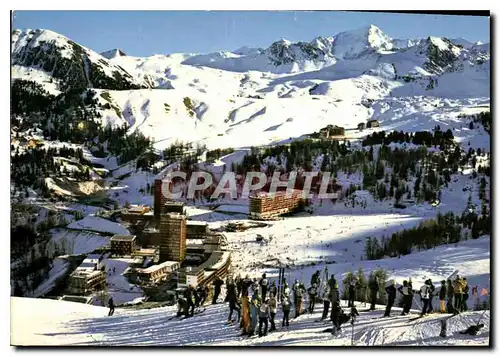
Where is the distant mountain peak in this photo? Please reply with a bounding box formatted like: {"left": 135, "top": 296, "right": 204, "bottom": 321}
{"left": 100, "top": 48, "right": 127, "bottom": 59}
{"left": 332, "top": 24, "right": 393, "bottom": 59}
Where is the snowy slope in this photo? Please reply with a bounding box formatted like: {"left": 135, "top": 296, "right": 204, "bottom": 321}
{"left": 67, "top": 216, "right": 129, "bottom": 236}
{"left": 11, "top": 296, "right": 490, "bottom": 346}
{"left": 11, "top": 29, "right": 147, "bottom": 91}
{"left": 11, "top": 25, "right": 489, "bottom": 152}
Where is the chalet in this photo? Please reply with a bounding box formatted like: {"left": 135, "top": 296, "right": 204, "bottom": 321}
{"left": 319, "top": 127, "right": 330, "bottom": 139}
{"left": 330, "top": 126, "right": 345, "bottom": 137}
{"left": 367, "top": 120, "right": 380, "bottom": 128}
{"left": 357, "top": 122, "right": 366, "bottom": 131}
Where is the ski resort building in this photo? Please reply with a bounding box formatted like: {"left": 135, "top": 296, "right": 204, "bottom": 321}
{"left": 186, "top": 221, "right": 209, "bottom": 239}
{"left": 249, "top": 189, "right": 305, "bottom": 220}
{"left": 141, "top": 224, "right": 161, "bottom": 246}
{"left": 68, "top": 270, "right": 106, "bottom": 295}
{"left": 367, "top": 119, "right": 380, "bottom": 128}
{"left": 178, "top": 251, "right": 231, "bottom": 288}
{"left": 159, "top": 212, "right": 187, "bottom": 263}
{"left": 357, "top": 122, "right": 366, "bottom": 131}
{"left": 135, "top": 261, "right": 180, "bottom": 284}
{"left": 79, "top": 254, "right": 105, "bottom": 271}
{"left": 318, "top": 125, "right": 346, "bottom": 139}
{"left": 121, "top": 205, "right": 154, "bottom": 223}
{"left": 110, "top": 235, "right": 137, "bottom": 256}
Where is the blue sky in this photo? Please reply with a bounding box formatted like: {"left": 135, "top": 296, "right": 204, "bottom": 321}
{"left": 12, "top": 11, "right": 490, "bottom": 56}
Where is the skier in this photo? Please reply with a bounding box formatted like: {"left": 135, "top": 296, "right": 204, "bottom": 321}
{"left": 427, "top": 279, "right": 436, "bottom": 314}
{"left": 398, "top": 280, "right": 412, "bottom": 315}
{"left": 108, "top": 296, "right": 115, "bottom": 316}
{"left": 227, "top": 279, "right": 240, "bottom": 323}
{"left": 235, "top": 274, "right": 242, "bottom": 298}
{"left": 240, "top": 295, "right": 251, "bottom": 335}
{"left": 328, "top": 275, "right": 337, "bottom": 291}
{"left": 260, "top": 273, "right": 269, "bottom": 300}
{"left": 419, "top": 280, "right": 431, "bottom": 316}
{"left": 292, "top": 279, "right": 300, "bottom": 316}
{"left": 293, "top": 280, "right": 305, "bottom": 318}
{"left": 368, "top": 275, "right": 379, "bottom": 311}
{"left": 439, "top": 280, "right": 447, "bottom": 313}
{"left": 311, "top": 270, "right": 321, "bottom": 287}
{"left": 268, "top": 280, "right": 277, "bottom": 299}
{"left": 212, "top": 276, "right": 224, "bottom": 304}
{"left": 330, "top": 295, "right": 342, "bottom": 335}
{"left": 176, "top": 293, "right": 188, "bottom": 317}
{"left": 307, "top": 283, "right": 318, "bottom": 313}
{"left": 185, "top": 285, "right": 196, "bottom": 317}
{"left": 348, "top": 278, "right": 357, "bottom": 307}
{"left": 320, "top": 281, "right": 331, "bottom": 321}
{"left": 446, "top": 279, "right": 455, "bottom": 313}
{"left": 241, "top": 274, "right": 253, "bottom": 297}
{"left": 384, "top": 280, "right": 397, "bottom": 317}
{"left": 281, "top": 294, "right": 291, "bottom": 329}
{"left": 269, "top": 293, "right": 277, "bottom": 331}
{"left": 329, "top": 281, "right": 340, "bottom": 317}
{"left": 462, "top": 277, "right": 469, "bottom": 312}
{"left": 251, "top": 280, "right": 260, "bottom": 300}
{"left": 249, "top": 293, "right": 261, "bottom": 337}
{"left": 224, "top": 275, "right": 233, "bottom": 302}
{"left": 258, "top": 299, "right": 270, "bottom": 337}
{"left": 453, "top": 275, "right": 466, "bottom": 315}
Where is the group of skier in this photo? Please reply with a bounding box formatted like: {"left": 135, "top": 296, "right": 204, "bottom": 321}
{"left": 175, "top": 283, "right": 211, "bottom": 318}
{"left": 171, "top": 268, "right": 473, "bottom": 337}
{"left": 222, "top": 270, "right": 354, "bottom": 336}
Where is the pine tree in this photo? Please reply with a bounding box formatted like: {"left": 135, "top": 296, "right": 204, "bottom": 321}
{"left": 364, "top": 237, "right": 373, "bottom": 259}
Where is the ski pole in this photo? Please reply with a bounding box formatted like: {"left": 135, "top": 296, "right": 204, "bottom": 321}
{"left": 412, "top": 294, "right": 423, "bottom": 311}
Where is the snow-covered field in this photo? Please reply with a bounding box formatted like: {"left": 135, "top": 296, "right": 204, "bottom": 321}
{"left": 10, "top": 296, "right": 490, "bottom": 346}
{"left": 49, "top": 228, "right": 110, "bottom": 255}
{"left": 98, "top": 257, "right": 143, "bottom": 306}
{"left": 67, "top": 216, "right": 130, "bottom": 236}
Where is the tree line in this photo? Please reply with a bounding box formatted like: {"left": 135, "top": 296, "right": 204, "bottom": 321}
{"left": 364, "top": 209, "right": 490, "bottom": 260}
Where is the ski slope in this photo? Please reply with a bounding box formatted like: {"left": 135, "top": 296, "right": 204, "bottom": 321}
{"left": 10, "top": 297, "right": 489, "bottom": 346}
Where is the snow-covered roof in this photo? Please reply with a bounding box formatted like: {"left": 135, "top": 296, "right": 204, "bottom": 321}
{"left": 211, "top": 252, "right": 231, "bottom": 270}
{"left": 138, "top": 261, "right": 180, "bottom": 274}
{"left": 110, "top": 235, "right": 136, "bottom": 242}
{"left": 71, "top": 269, "right": 103, "bottom": 279}
{"left": 186, "top": 220, "right": 208, "bottom": 226}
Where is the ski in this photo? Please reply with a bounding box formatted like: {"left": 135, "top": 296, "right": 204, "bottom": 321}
{"left": 371, "top": 314, "right": 417, "bottom": 320}
{"left": 408, "top": 314, "right": 429, "bottom": 322}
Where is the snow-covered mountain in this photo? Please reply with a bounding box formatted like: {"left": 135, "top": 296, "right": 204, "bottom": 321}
{"left": 10, "top": 25, "right": 490, "bottom": 150}
{"left": 11, "top": 29, "right": 148, "bottom": 92}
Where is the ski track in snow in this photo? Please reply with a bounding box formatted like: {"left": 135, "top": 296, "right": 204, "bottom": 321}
{"left": 10, "top": 297, "right": 489, "bottom": 346}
